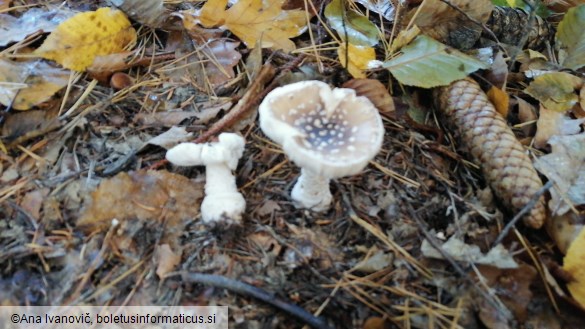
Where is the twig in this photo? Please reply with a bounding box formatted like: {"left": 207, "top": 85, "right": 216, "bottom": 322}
{"left": 492, "top": 180, "right": 553, "bottom": 247}
{"left": 180, "top": 272, "right": 334, "bottom": 329}
{"left": 194, "top": 63, "right": 277, "bottom": 143}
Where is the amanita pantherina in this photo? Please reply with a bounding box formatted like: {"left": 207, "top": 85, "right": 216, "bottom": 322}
{"left": 259, "top": 80, "right": 384, "bottom": 211}
{"left": 166, "top": 133, "right": 246, "bottom": 224}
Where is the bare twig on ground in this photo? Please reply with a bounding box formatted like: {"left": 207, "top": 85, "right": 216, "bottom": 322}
{"left": 492, "top": 180, "right": 553, "bottom": 247}
{"left": 179, "top": 272, "right": 334, "bottom": 329}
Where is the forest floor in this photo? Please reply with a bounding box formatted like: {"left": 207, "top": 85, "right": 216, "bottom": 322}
{"left": 1, "top": 0, "right": 585, "bottom": 328}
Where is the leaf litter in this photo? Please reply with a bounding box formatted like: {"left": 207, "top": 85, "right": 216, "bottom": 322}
{"left": 1, "top": 0, "right": 585, "bottom": 328}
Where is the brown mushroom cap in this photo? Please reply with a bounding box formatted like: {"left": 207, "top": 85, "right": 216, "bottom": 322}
{"left": 259, "top": 80, "right": 384, "bottom": 178}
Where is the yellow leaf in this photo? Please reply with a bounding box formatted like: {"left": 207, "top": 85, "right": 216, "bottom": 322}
{"left": 338, "top": 43, "right": 375, "bottom": 78}
{"left": 199, "top": 0, "right": 228, "bottom": 27}
{"left": 34, "top": 7, "right": 137, "bottom": 71}
{"left": 195, "top": 0, "right": 306, "bottom": 51}
{"left": 564, "top": 227, "right": 585, "bottom": 308}
{"left": 487, "top": 86, "right": 509, "bottom": 117}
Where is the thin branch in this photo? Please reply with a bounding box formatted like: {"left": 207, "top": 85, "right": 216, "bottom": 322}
{"left": 180, "top": 272, "right": 334, "bottom": 329}
{"left": 492, "top": 180, "right": 553, "bottom": 247}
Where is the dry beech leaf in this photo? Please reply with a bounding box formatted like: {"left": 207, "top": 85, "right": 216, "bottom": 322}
{"left": 534, "top": 134, "right": 585, "bottom": 216}
{"left": 338, "top": 43, "right": 375, "bottom": 78}
{"left": 0, "top": 59, "right": 69, "bottom": 110}
{"left": 111, "top": 0, "right": 167, "bottom": 27}
{"left": 155, "top": 244, "right": 181, "bottom": 279}
{"left": 342, "top": 78, "right": 395, "bottom": 114}
{"left": 0, "top": 8, "right": 74, "bottom": 47}
{"left": 534, "top": 106, "right": 585, "bottom": 149}
{"left": 34, "top": 7, "right": 137, "bottom": 71}
{"left": 185, "top": 0, "right": 306, "bottom": 51}
{"left": 487, "top": 86, "right": 510, "bottom": 117}
{"left": 563, "top": 226, "right": 585, "bottom": 308}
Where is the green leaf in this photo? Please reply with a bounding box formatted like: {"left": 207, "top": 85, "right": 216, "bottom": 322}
{"left": 324, "top": 0, "right": 379, "bottom": 47}
{"left": 524, "top": 72, "right": 582, "bottom": 112}
{"left": 557, "top": 5, "right": 585, "bottom": 70}
{"left": 382, "top": 35, "right": 489, "bottom": 88}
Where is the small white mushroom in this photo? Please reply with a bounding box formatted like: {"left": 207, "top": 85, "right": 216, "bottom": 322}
{"left": 165, "top": 133, "right": 246, "bottom": 224}
{"left": 258, "top": 80, "right": 384, "bottom": 211}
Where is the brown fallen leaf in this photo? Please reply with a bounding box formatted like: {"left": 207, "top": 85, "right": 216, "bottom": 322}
{"left": 342, "top": 78, "right": 395, "bottom": 115}
{"left": 155, "top": 244, "right": 182, "bottom": 279}
{"left": 77, "top": 170, "right": 204, "bottom": 248}
{"left": 201, "top": 39, "right": 242, "bottom": 86}
{"left": 475, "top": 264, "right": 537, "bottom": 324}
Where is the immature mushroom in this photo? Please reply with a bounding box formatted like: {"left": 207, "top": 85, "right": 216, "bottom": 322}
{"left": 259, "top": 80, "right": 384, "bottom": 211}
{"left": 165, "top": 133, "right": 246, "bottom": 224}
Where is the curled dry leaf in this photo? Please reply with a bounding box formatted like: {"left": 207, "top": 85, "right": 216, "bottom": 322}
{"left": 436, "top": 78, "right": 546, "bottom": 228}
{"left": 0, "top": 59, "right": 69, "bottom": 110}
{"left": 0, "top": 8, "right": 74, "bottom": 47}
{"left": 342, "top": 78, "right": 395, "bottom": 114}
{"left": 34, "top": 7, "right": 137, "bottom": 71}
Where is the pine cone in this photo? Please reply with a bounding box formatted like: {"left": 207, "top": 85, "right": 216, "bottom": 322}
{"left": 482, "top": 6, "right": 555, "bottom": 51}
{"left": 436, "top": 78, "right": 546, "bottom": 228}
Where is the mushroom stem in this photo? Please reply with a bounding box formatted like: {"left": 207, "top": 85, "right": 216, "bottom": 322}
{"left": 165, "top": 133, "right": 246, "bottom": 225}
{"left": 291, "top": 168, "right": 332, "bottom": 212}
{"left": 201, "top": 162, "right": 246, "bottom": 224}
